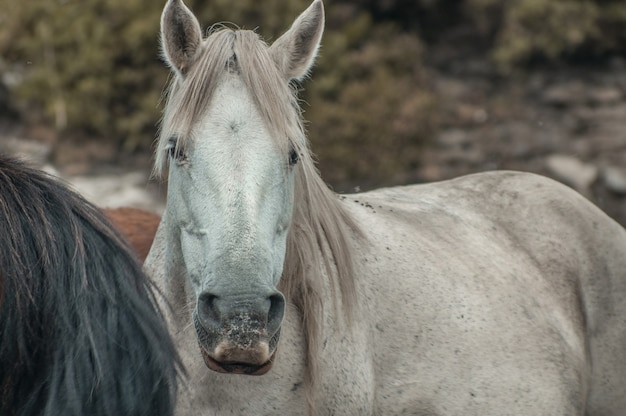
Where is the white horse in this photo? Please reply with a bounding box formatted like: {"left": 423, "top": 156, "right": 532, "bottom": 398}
{"left": 146, "top": 0, "right": 626, "bottom": 414}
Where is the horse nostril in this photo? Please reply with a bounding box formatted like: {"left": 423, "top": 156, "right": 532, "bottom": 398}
{"left": 267, "top": 293, "right": 285, "bottom": 333}
{"left": 197, "top": 292, "right": 220, "bottom": 330}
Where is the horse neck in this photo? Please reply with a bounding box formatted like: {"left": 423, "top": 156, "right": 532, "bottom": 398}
{"left": 145, "top": 215, "right": 193, "bottom": 326}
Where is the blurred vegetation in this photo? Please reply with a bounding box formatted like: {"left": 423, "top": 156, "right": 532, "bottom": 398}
{"left": 463, "top": 0, "right": 626, "bottom": 72}
{"left": 0, "top": 0, "right": 164, "bottom": 150}
{"left": 1, "top": 0, "right": 625, "bottom": 184}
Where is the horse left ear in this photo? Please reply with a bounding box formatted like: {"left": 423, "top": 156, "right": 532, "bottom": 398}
{"left": 160, "top": 0, "right": 203, "bottom": 76}
{"left": 270, "top": 0, "right": 324, "bottom": 81}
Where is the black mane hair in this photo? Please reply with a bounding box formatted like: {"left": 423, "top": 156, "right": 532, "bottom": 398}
{"left": 0, "top": 155, "right": 180, "bottom": 416}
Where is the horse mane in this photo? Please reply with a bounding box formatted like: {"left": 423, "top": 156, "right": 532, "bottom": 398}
{"left": 0, "top": 155, "right": 180, "bottom": 416}
{"left": 155, "top": 28, "right": 361, "bottom": 400}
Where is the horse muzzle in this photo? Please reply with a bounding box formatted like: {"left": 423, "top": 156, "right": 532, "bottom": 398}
{"left": 199, "top": 341, "right": 276, "bottom": 375}
{"left": 193, "top": 290, "right": 284, "bottom": 375}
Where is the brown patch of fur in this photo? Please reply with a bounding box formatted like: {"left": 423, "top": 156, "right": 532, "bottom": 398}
{"left": 103, "top": 207, "right": 161, "bottom": 263}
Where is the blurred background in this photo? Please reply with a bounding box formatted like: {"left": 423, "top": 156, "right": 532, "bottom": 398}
{"left": 1, "top": 0, "right": 626, "bottom": 224}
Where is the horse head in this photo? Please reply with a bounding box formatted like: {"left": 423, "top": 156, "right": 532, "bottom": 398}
{"left": 157, "top": 0, "right": 325, "bottom": 375}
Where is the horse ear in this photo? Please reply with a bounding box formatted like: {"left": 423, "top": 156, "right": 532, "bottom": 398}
{"left": 270, "top": 0, "right": 324, "bottom": 81}
{"left": 160, "top": 0, "right": 203, "bottom": 75}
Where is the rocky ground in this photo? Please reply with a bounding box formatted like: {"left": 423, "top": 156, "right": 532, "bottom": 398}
{"left": 415, "top": 57, "right": 626, "bottom": 227}
{"left": 2, "top": 58, "right": 626, "bottom": 227}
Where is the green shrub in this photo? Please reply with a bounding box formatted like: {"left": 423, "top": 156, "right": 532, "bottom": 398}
{"left": 463, "top": 0, "right": 626, "bottom": 71}
{"left": 305, "top": 12, "right": 436, "bottom": 187}
{"left": 493, "top": 0, "right": 599, "bottom": 71}
{"left": 0, "top": 0, "right": 166, "bottom": 150}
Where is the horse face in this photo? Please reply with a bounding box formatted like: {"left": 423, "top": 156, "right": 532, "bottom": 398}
{"left": 160, "top": 0, "right": 324, "bottom": 375}
{"left": 165, "top": 73, "right": 295, "bottom": 375}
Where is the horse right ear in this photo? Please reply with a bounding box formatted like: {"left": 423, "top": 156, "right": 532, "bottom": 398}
{"left": 270, "top": 0, "right": 325, "bottom": 81}
{"left": 160, "top": 0, "right": 203, "bottom": 76}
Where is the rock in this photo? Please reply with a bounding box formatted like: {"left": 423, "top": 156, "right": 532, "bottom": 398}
{"left": 545, "top": 154, "right": 598, "bottom": 194}
{"left": 588, "top": 87, "right": 622, "bottom": 106}
{"left": 41, "top": 164, "right": 61, "bottom": 177}
{"left": 601, "top": 165, "right": 626, "bottom": 195}
{"left": 437, "top": 129, "right": 468, "bottom": 148}
{"left": 543, "top": 83, "right": 622, "bottom": 107}
{"left": 542, "top": 82, "right": 587, "bottom": 107}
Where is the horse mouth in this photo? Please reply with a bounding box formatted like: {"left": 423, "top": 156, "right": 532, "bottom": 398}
{"left": 200, "top": 346, "right": 275, "bottom": 376}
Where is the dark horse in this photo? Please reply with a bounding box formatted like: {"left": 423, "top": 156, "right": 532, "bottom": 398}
{"left": 0, "top": 155, "right": 180, "bottom": 416}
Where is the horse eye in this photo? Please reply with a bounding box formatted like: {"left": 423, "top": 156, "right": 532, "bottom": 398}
{"left": 289, "top": 148, "right": 300, "bottom": 166}
{"left": 167, "top": 137, "right": 186, "bottom": 161}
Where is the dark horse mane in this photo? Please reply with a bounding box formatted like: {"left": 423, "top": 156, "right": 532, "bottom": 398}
{"left": 0, "top": 155, "right": 179, "bottom": 416}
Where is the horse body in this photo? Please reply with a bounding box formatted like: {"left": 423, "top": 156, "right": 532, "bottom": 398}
{"left": 149, "top": 170, "right": 626, "bottom": 415}
{"left": 342, "top": 172, "right": 626, "bottom": 414}
{"left": 148, "top": 0, "right": 626, "bottom": 414}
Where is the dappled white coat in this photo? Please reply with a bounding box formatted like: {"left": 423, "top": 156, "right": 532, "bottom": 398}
{"left": 148, "top": 171, "right": 626, "bottom": 415}
{"left": 145, "top": 0, "right": 626, "bottom": 414}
